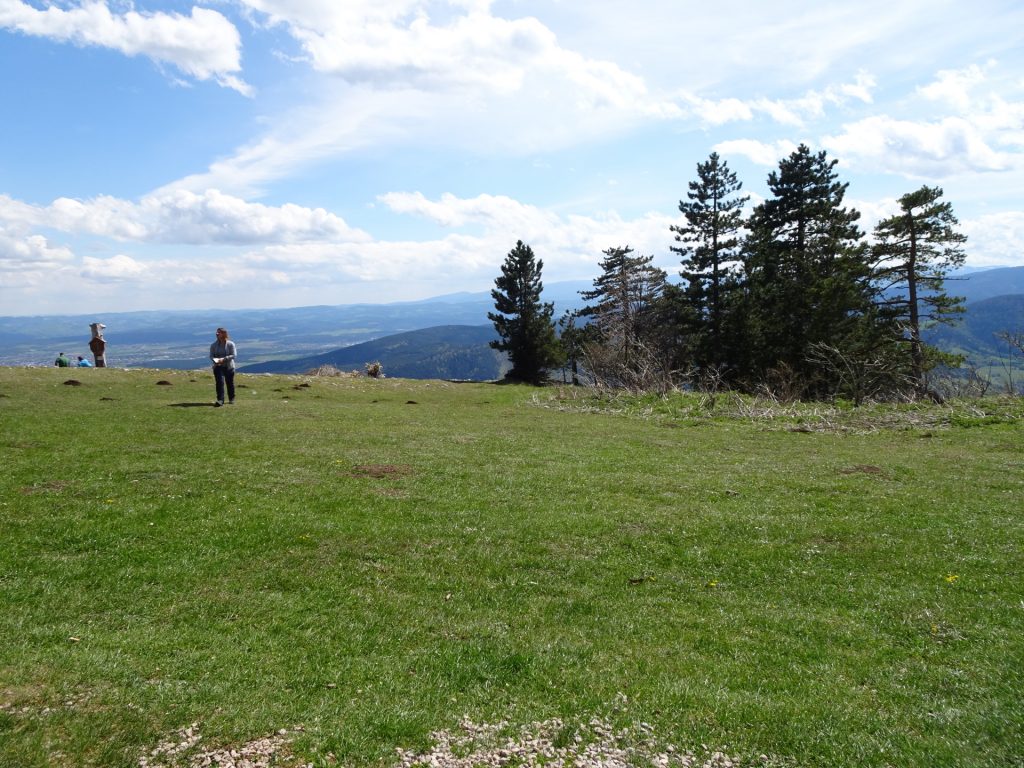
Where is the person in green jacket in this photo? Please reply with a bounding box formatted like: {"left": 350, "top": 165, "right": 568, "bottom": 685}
{"left": 54, "top": 352, "right": 70, "bottom": 367}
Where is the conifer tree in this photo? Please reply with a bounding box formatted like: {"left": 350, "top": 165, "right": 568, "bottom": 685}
{"left": 871, "top": 186, "right": 967, "bottom": 394}
{"left": 579, "top": 246, "right": 670, "bottom": 388}
{"left": 580, "top": 246, "right": 668, "bottom": 357}
{"left": 741, "top": 144, "right": 874, "bottom": 395}
{"left": 669, "top": 152, "right": 747, "bottom": 376}
{"left": 488, "top": 240, "right": 562, "bottom": 385}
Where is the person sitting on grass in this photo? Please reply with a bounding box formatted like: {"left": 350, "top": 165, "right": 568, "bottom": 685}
{"left": 76, "top": 356, "right": 93, "bottom": 367}
{"left": 54, "top": 352, "right": 70, "bottom": 367}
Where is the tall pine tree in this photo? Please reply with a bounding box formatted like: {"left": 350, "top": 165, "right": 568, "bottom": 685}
{"left": 871, "top": 186, "right": 967, "bottom": 395}
{"left": 580, "top": 246, "right": 668, "bottom": 355}
{"left": 488, "top": 240, "right": 562, "bottom": 385}
{"left": 669, "top": 151, "right": 748, "bottom": 378}
{"left": 579, "top": 246, "right": 670, "bottom": 388}
{"left": 741, "top": 144, "right": 873, "bottom": 396}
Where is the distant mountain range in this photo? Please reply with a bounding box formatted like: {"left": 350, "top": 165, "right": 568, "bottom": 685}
{"left": 242, "top": 324, "right": 507, "bottom": 380}
{"left": 927, "top": 293, "right": 1024, "bottom": 360}
{"left": 2, "top": 270, "right": 1022, "bottom": 380}
{"left": 0, "top": 281, "right": 589, "bottom": 369}
{"left": 946, "top": 266, "right": 1024, "bottom": 305}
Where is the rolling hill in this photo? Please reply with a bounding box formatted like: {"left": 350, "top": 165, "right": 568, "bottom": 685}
{"left": 241, "top": 324, "right": 509, "bottom": 380}
{"left": 926, "top": 293, "right": 1024, "bottom": 360}
{"left": 950, "top": 266, "right": 1024, "bottom": 304}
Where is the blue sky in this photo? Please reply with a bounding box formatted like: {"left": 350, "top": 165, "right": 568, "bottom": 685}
{"left": 1, "top": 0, "right": 1023, "bottom": 316}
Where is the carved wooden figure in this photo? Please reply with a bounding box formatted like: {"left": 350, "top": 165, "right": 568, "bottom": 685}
{"left": 89, "top": 323, "right": 107, "bottom": 367}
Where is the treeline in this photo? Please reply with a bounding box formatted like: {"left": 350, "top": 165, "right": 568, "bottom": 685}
{"left": 489, "top": 144, "right": 968, "bottom": 402}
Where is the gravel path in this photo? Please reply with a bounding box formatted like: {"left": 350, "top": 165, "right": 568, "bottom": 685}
{"left": 139, "top": 696, "right": 770, "bottom": 768}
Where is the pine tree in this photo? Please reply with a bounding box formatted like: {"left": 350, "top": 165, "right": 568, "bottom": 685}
{"left": 669, "top": 152, "right": 747, "bottom": 376}
{"left": 488, "top": 240, "right": 562, "bottom": 385}
{"left": 871, "top": 186, "right": 967, "bottom": 394}
{"left": 580, "top": 246, "right": 668, "bottom": 355}
{"left": 741, "top": 144, "right": 874, "bottom": 396}
{"left": 579, "top": 246, "right": 670, "bottom": 388}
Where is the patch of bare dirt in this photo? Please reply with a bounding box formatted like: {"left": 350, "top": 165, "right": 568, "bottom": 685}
{"left": 19, "top": 480, "right": 71, "bottom": 495}
{"left": 838, "top": 464, "right": 884, "bottom": 475}
{"left": 350, "top": 464, "right": 413, "bottom": 479}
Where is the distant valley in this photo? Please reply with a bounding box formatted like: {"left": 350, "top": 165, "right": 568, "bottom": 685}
{"left": 2, "top": 270, "right": 1023, "bottom": 383}
{"left": 0, "top": 280, "right": 590, "bottom": 373}
{"left": 242, "top": 324, "right": 509, "bottom": 380}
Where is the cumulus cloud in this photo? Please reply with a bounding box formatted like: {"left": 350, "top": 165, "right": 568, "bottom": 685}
{"left": 125, "top": 189, "right": 677, "bottom": 299}
{"left": 237, "top": 189, "right": 1024, "bottom": 294}
{"left": 823, "top": 115, "right": 1011, "bottom": 177}
{"left": 961, "top": 211, "right": 1024, "bottom": 268}
{"left": 376, "top": 190, "right": 676, "bottom": 278}
{"left": 820, "top": 63, "right": 1024, "bottom": 178}
{"left": 135, "top": 189, "right": 370, "bottom": 244}
{"left": 0, "top": 226, "right": 74, "bottom": 272}
{"left": 79, "top": 254, "right": 147, "bottom": 282}
{"left": 4, "top": 190, "right": 370, "bottom": 245}
{"left": 683, "top": 72, "right": 876, "bottom": 128}
{"left": 918, "top": 63, "right": 991, "bottom": 111}
{"left": 0, "top": 0, "right": 250, "bottom": 94}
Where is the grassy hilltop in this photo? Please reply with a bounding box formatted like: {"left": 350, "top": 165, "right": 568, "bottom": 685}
{"left": 1, "top": 367, "right": 1022, "bottom": 768}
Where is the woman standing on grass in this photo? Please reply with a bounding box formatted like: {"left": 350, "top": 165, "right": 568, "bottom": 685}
{"left": 209, "top": 327, "right": 237, "bottom": 407}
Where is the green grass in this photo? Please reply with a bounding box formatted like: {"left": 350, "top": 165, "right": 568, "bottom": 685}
{"left": 1, "top": 367, "right": 1022, "bottom": 767}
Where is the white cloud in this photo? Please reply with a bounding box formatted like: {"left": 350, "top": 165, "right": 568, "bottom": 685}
{"left": 823, "top": 115, "right": 1011, "bottom": 177}
{"left": 961, "top": 211, "right": 1024, "bottom": 268}
{"left": 379, "top": 191, "right": 560, "bottom": 231}
{"left": 240, "top": 0, "right": 675, "bottom": 113}
{"left": 0, "top": 226, "right": 74, "bottom": 272}
{"left": 3, "top": 190, "right": 370, "bottom": 245}
{"left": 847, "top": 196, "right": 902, "bottom": 234}
{"left": 48, "top": 196, "right": 149, "bottom": 240}
{"left": 79, "top": 254, "right": 147, "bottom": 282}
{"left": 152, "top": 2, "right": 885, "bottom": 199}
{"left": 918, "top": 63, "right": 990, "bottom": 111}
{"left": 377, "top": 190, "right": 676, "bottom": 278}
{"left": 820, "top": 63, "right": 1024, "bottom": 178}
{"left": 0, "top": 194, "right": 45, "bottom": 233}
{"left": 0, "top": 0, "right": 250, "bottom": 94}
{"left": 135, "top": 189, "right": 370, "bottom": 244}
{"left": 684, "top": 96, "right": 753, "bottom": 126}
{"left": 713, "top": 139, "right": 801, "bottom": 167}
{"left": 915, "top": 63, "right": 1024, "bottom": 154}
{"left": 682, "top": 72, "right": 876, "bottom": 128}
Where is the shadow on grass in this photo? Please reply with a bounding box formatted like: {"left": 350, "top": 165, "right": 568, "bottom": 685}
{"left": 167, "top": 402, "right": 218, "bottom": 408}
